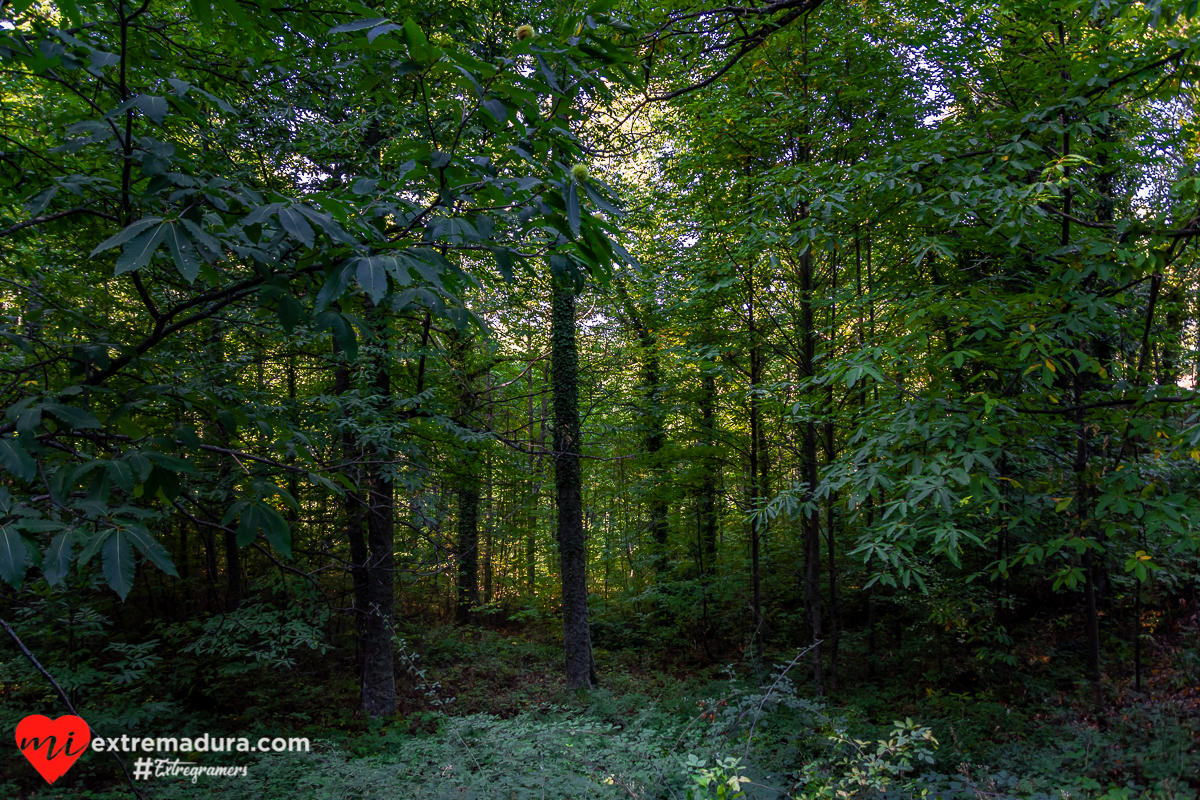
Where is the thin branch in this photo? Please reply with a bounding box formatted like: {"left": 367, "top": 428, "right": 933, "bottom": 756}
{"left": 1084, "top": 47, "right": 1190, "bottom": 98}
{"left": 1, "top": 207, "right": 118, "bottom": 238}
{"left": 0, "top": 614, "right": 145, "bottom": 800}
{"left": 1005, "top": 394, "right": 1197, "bottom": 415}
{"left": 743, "top": 642, "right": 821, "bottom": 758}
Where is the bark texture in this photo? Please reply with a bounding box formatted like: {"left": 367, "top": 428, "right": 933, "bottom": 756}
{"left": 334, "top": 337, "right": 369, "bottom": 673}
{"left": 698, "top": 372, "right": 719, "bottom": 574}
{"left": 360, "top": 314, "right": 396, "bottom": 717}
{"left": 551, "top": 284, "right": 595, "bottom": 689}
{"left": 800, "top": 244, "right": 824, "bottom": 696}
{"left": 455, "top": 483, "right": 481, "bottom": 624}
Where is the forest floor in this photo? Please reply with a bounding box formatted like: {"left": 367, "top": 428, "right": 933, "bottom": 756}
{"left": 6, "top": 605, "right": 1199, "bottom": 800}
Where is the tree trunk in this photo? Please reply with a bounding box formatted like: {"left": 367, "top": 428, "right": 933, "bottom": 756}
{"left": 867, "top": 582, "right": 876, "bottom": 680}
{"left": 286, "top": 351, "right": 300, "bottom": 524}
{"left": 698, "top": 373, "right": 719, "bottom": 574}
{"left": 620, "top": 287, "right": 670, "bottom": 575}
{"left": 456, "top": 483, "right": 480, "bottom": 624}
{"left": 824, "top": 249, "right": 840, "bottom": 691}
{"left": 334, "top": 337, "right": 369, "bottom": 674}
{"left": 360, "top": 310, "right": 396, "bottom": 717}
{"left": 795, "top": 22, "right": 823, "bottom": 692}
{"left": 202, "top": 531, "right": 218, "bottom": 612}
{"left": 526, "top": 335, "right": 540, "bottom": 596}
{"left": 223, "top": 530, "right": 241, "bottom": 611}
{"left": 1058, "top": 89, "right": 1102, "bottom": 714}
{"left": 825, "top": 428, "right": 839, "bottom": 692}
{"left": 1071, "top": 280, "right": 1101, "bottom": 717}
{"left": 177, "top": 518, "right": 189, "bottom": 582}
{"left": 1083, "top": 545, "right": 1102, "bottom": 710}
{"left": 551, "top": 282, "right": 595, "bottom": 689}
{"left": 800, "top": 242, "right": 824, "bottom": 696}
{"left": 208, "top": 322, "right": 240, "bottom": 611}
{"left": 747, "top": 273, "right": 765, "bottom": 659}
{"left": 484, "top": 444, "right": 494, "bottom": 605}
{"left": 1134, "top": 571, "right": 1142, "bottom": 694}
{"left": 646, "top": 346, "right": 669, "bottom": 574}
{"left": 452, "top": 332, "right": 482, "bottom": 624}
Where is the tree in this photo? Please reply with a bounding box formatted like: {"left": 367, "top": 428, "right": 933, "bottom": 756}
{"left": 1, "top": 0, "right": 641, "bottom": 711}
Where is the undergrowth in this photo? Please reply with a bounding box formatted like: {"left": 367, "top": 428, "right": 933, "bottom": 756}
{"left": 3, "top": 602, "right": 1197, "bottom": 800}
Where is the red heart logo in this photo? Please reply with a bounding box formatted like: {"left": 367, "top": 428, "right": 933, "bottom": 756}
{"left": 15, "top": 714, "right": 92, "bottom": 784}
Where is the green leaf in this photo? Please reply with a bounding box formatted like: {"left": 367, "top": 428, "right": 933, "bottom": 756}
{"left": 294, "top": 204, "right": 355, "bottom": 244}
{"left": 237, "top": 503, "right": 292, "bottom": 558}
{"left": 102, "top": 530, "right": 135, "bottom": 600}
{"left": 143, "top": 464, "right": 181, "bottom": 501}
{"left": 535, "top": 54, "right": 560, "bottom": 92}
{"left": 0, "top": 436, "right": 36, "bottom": 481}
{"left": 189, "top": 0, "right": 213, "bottom": 24}
{"left": 582, "top": 183, "right": 622, "bottom": 217}
{"left": 392, "top": 287, "right": 418, "bottom": 312}
{"left": 243, "top": 202, "right": 283, "bottom": 225}
{"left": 261, "top": 507, "right": 292, "bottom": 558}
{"left": 237, "top": 503, "right": 264, "bottom": 547}
{"left": 42, "top": 530, "right": 75, "bottom": 586}
{"left": 327, "top": 313, "right": 358, "bottom": 362}
{"left": 114, "top": 412, "right": 145, "bottom": 438}
{"left": 141, "top": 452, "right": 194, "bottom": 476}
{"left": 490, "top": 247, "right": 515, "bottom": 282}
{"left": 43, "top": 402, "right": 102, "bottom": 430}
{"left": 315, "top": 261, "right": 356, "bottom": 312}
{"left": 180, "top": 218, "right": 222, "bottom": 262}
{"left": 26, "top": 185, "right": 59, "bottom": 216}
{"left": 115, "top": 223, "right": 168, "bottom": 275}
{"left": 277, "top": 206, "right": 315, "bottom": 249}
{"left": 398, "top": 249, "right": 447, "bottom": 288}
{"left": 90, "top": 217, "right": 164, "bottom": 256}
{"left": 306, "top": 471, "right": 344, "bottom": 495}
{"left": 329, "top": 17, "right": 388, "bottom": 33}
{"left": 367, "top": 22, "right": 401, "bottom": 43}
{"left": 383, "top": 256, "right": 413, "bottom": 286}
{"left": 566, "top": 183, "right": 581, "bottom": 237}
{"left": 277, "top": 294, "right": 305, "bottom": 334}
{"left": 402, "top": 18, "right": 431, "bottom": 65}
{"left": 136, "top": 95, "right": 169, "bottom": 125}
{"left": 610, "top": 238, "right": 639, "bottom": 268}
{"left": 57, "top": 0, "right": 84, "bottom": 27}
{"left": 219, "top": 500, "right": 249, "bottom": 528}
{"left": 123, "top": 524, "right": 179, "bottom": 577}
{"left": 482, "top": 99, "right": 507, "bottom": 123}
{"left": 356, "top": 257, "right": 388, "bottom": 304}
{"left": 164, "top": 222, "right": 200, "bottom": 282}
{"left": 105, "top": 458, "right": 134, "bottom": 491}
{"left": 78, "top": 528, "right": 113, "bottom": 567}
{"left": 66, "top": 460, "right": 106, "bottom": 491}
{"left": 0, "top": 524, "right": 28, "bottom": 588}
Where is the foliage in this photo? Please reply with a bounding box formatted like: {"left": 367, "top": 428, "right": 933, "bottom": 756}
{"left": 3, "top": 0, "right": 1200, "bottom": 795}
{"left": 0, "top": 0, "right": 637, "bottom": 600}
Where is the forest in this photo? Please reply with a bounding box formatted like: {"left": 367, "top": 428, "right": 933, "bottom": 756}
{"left": 1, "top": 0, "right": 1199, "bottom": 797}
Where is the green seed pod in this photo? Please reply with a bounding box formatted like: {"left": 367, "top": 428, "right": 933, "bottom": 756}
{"left": 516, "top": 25, "right": 535, "bottom": 41}
{"left": 570, "top": 163, "right": 588, "bottom": 182}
